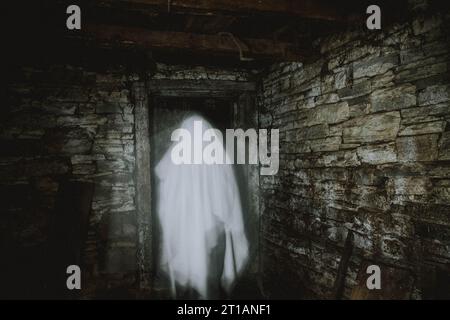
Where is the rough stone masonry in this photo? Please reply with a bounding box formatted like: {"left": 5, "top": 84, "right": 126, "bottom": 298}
{"left": 1, "top": 66, "right": 139, "bottom": 297}
{"left": 1, "top": 0, "right": 449, "bottom": 300}
{"left": 259, "top": 4, "right": 450, "bottom": 299}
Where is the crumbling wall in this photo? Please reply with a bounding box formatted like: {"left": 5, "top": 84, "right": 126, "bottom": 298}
{"left": 259, "top": 8, "right": 450, "bottom": 299}
{"left": 1, "top": 65, "right": 138, "bottom": 297}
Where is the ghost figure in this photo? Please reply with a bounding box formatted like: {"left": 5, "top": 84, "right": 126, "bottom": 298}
{"left": 155, "top": 114, "right": 249, "bottom": 299}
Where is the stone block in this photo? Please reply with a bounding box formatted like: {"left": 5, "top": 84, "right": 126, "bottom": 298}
{"left": 418, "top": 85, "right": 449, "bottom": 106}
{"left": 396, "top": 61, "right": 447, "bottom": 84}
{"left": 319, "top": 150, "right": 361, "bottom": 167}
{"left": 286, "top": 124, "right": 329, "bottom": 141}
{"left": 343, "top": 112, "right": 401, "bottom": 143}
{"left": 309, "top": 137, "right": 342, "bottom": 152}
{"left": 370, "top": 84, "right": 416, "bottom": 112}
{"left": 396, "top": 134, "right": 439, "bottom": 161}
{"left": 389, "top": 177, "right": 432, "bottom": 197}
{"left": 357, "top": 143, "right": 397, "bottom": 165}
{"left": 353, "top": 54, "right": 398, "bottom": 79}
{"left": 334, "top": 67, "right": 351, "bottom": 90}
{"left": 307, "top": 102, "right": 349, "bottom": 126}
{"left": 399, "top": 121, "right": 446, "bottom": 136}
{"left": 338, "top": 81, "right": 372, "bottom": 100}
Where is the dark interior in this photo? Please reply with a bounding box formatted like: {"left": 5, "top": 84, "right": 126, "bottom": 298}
{"left": 2, "top": 0, "right": 450, "bottom": 300}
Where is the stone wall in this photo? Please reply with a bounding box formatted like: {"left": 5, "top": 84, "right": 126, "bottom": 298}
{"left": 1, "top": 62, "right": 255, "bottom": 298}
{"left": 259, "top": 8, "right": 450, "bottom": 299}
{"left": 1, "top": 64, "right": 138, "bottom": 297}
{"left": 3, "top": 6, "right": 449, "bottom": 300}
{"left": 150, "top": 63, "right": 254, "bottom": 81}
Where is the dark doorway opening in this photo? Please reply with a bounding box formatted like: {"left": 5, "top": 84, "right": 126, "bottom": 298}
{"left": 149, "top": 92, "right": 261, "bottom": 299}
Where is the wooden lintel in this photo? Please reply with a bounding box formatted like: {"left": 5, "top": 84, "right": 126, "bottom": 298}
{"left": 148, "top": 79, "right": 256, "bottom": 97}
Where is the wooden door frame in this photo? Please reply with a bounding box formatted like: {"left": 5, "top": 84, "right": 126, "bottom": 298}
{"left": 132, "top": 79, "right": 257, "bottom": 293}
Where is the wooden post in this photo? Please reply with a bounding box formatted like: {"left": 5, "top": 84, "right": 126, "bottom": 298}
{"left": 333, "top": 230, "right": 354, "bottom": 299}
{"left": 236, "top": 92, "right": 260, "bottom": 277}
{"left": 133, "top": 81, "right": 152, "bottom": 292}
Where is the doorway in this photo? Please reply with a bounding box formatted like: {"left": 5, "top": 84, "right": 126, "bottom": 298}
{"left": 148, "top": 90, "right": 260, "bottom": 298}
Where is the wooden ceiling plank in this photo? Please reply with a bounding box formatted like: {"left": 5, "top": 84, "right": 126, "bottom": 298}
{"left": 99, "top": 0, "right": 347, "bottom": 21}
{"left": 82, "top": 24, "right": 309, "bottom": 61}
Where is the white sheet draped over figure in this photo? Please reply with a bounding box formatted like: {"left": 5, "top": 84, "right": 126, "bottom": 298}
{"left": 155, "top": 114, "right": 249, "bottom": 299}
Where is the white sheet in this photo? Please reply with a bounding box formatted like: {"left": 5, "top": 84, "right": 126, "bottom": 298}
{"left": 155, "top": 114, "right": 249, "bottom": 299}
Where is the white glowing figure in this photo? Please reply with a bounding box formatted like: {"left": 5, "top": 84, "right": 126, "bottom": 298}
{"left": 155, "top": 114, "right": 249, "bottom": 299}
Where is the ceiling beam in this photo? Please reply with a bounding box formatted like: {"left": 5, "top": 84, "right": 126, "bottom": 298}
{"left": 98, "top": 0, "right": 348, "bottom": 21}
{"left": 81, "top": 24, "right": 310, "bottom": 61}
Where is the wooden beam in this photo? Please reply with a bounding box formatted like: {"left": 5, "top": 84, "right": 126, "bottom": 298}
{"left": 149, "top": 79, "right": 256, "bottom": 97}
{"left": 133, "top": 82, "right": 152, "bottom": 291}
{"left": 82, "top": 24, "right": 308, "bottom": 61}
{"left": 332, "top": 230, "right": 354, "bottom": 299}
{"left": 100, "top": 0, "right": 348, "bottom": 21}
